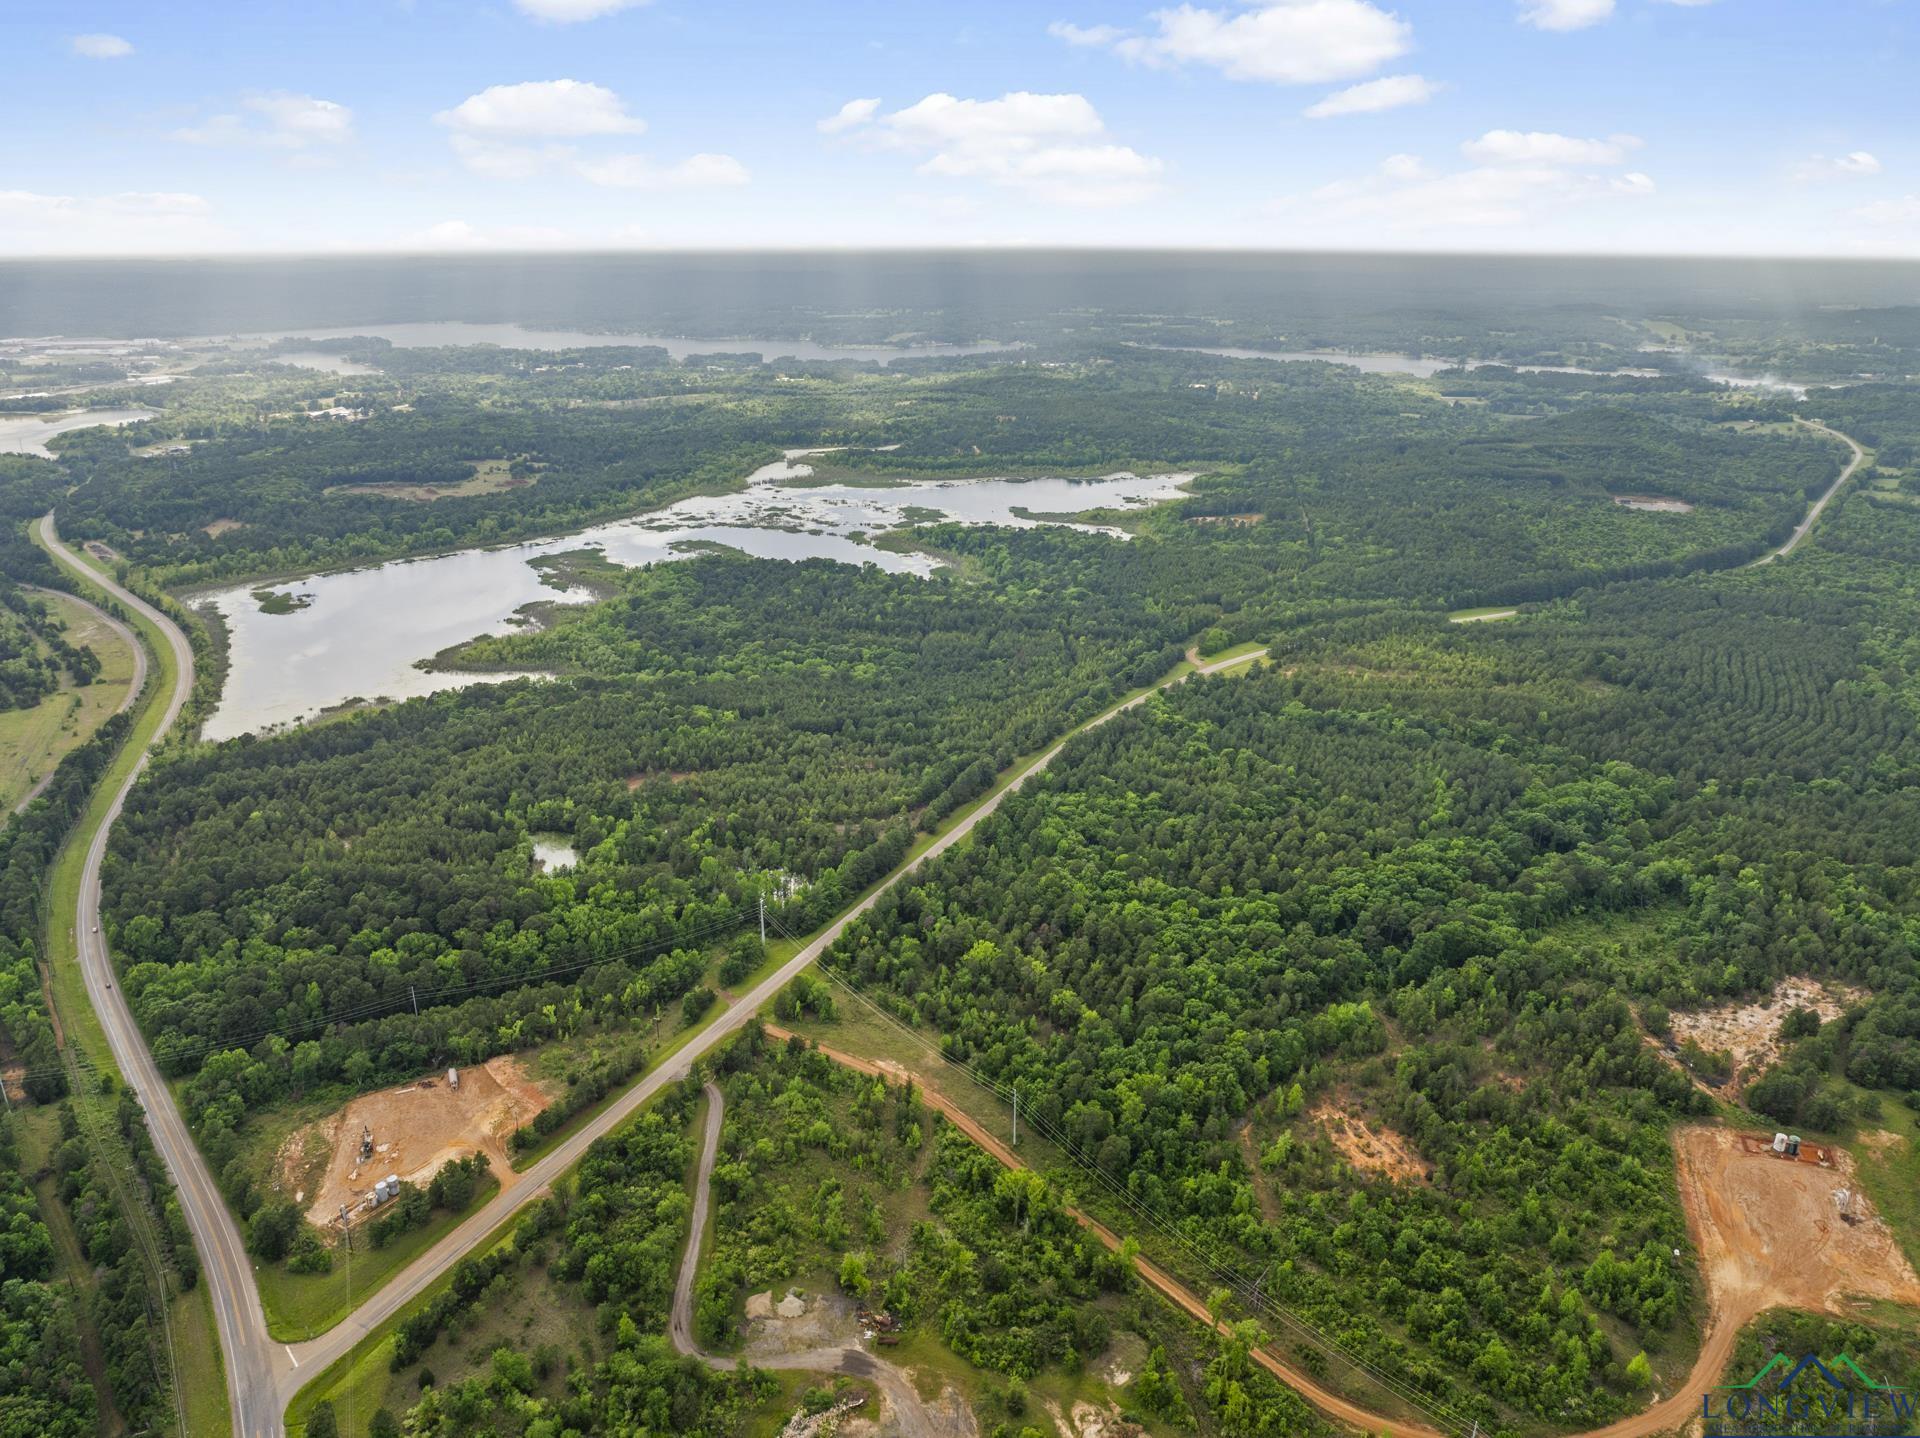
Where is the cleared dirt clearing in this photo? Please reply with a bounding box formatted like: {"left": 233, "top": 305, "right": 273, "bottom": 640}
{"left": 291, "top": 1056, "right": 549, "bottom": 1227}
{"left": 1311, "top": 1094, "right": 1427, "bottom": 1183}
{"left": 1669, "top": 976, "right": 1864, "bottom": 1091}
{"left": 1678, "top": 1126, "right": 1920, "bottom": 1322}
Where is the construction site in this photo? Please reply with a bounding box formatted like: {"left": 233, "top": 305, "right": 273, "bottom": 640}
{"left": 280, "top": 1055, "right": 551, "bottom": 1230}
{"left": 1676, "top": 1125, "right": 1920, "bottom": 1328}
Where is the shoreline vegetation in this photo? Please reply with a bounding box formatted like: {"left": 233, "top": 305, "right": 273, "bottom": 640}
{"left": 7, "top": 284, "right": 1919, "bottom": 1438}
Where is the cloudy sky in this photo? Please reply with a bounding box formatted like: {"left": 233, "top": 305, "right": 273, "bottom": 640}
{"left": 4, "top": 0, "right": 1917, "bottom": 256}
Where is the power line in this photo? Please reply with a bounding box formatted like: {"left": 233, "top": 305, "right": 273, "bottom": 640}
{"left": 7, "top": 910, "right": 750, "bottom": 1085}
{"left": 765, "top": 911, "right": 1475, "bottom": 1437}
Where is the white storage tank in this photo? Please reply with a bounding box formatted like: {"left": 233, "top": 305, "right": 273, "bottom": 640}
{"left": 1773, "top": 1132, "right": 1789, "bottom": 1153}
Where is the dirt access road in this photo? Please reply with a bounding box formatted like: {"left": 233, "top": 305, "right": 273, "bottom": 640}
{"left": 763, "top": 1027, "right": 1448, "bottom": 1438}
{"left": 273, "top": 642, "right": 1278, "bottom": 1423}
{"left": 768, "top": 1031, "right": 1920, "bottom": 1438}
{"left": 672, "top": 1081, "right": 960, "bottom": 1438}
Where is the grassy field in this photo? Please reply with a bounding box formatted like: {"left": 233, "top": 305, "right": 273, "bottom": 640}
{"left": 1840, "top": 1089, "right": 1920, "bottom": 1273}
{"left": 323, "top": 456, "right": 539, "bottom": 503}
{"left": 0, "top": 589, "right": 139, "bottom": 811}
{"left": 259, "top": 1174, "right": 502, "bottom": 1343}
{"left": 31, "top": 528, "right": 227, "bottom": 1438}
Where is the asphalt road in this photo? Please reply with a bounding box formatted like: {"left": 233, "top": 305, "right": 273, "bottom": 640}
{"left": 11, "top": 584, "right": 146, "bottom": 813}
{"left": 24, "top": 533, "right": 1275, "bottom": 1438}
{"left": 276, "top": 641, "right": 1276, "bottom": 1406}
{"left": 35, "top": 515, "right": 282, "bottom": 1438}
{"left": 1745, "top": 418, "right": 1866, "bottom": 566}
{"left": 32, "top": 414, "right": 1881, "bottom": 1435}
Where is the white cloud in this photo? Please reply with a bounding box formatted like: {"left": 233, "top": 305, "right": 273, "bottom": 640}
{"left": 575, "top": 152, "right": 750, "bottom": 188}
{"left": 1518, "top": 0, "right": 1614, "bottom": 30}
{"left": 446, "top": 134, "right": 578, "bottom": 180}
{"left": 1053, "top": 1, "right": 1411, "bottom": 85}
{"left": 1794, "top": 150, "right": 1882, "bottom": 181}
{"left": 434, "top": 83, "right": 744, "bottom": 189}
{"left": 818, "top": 98, "right": 881, "bottom": 134}
{"left": 1280, "top": 133, "right": 1651, "bottom": 233}
{"left": 827, "top": 91, "right": 1162, "bottom": 206}
{"left": 412, "top": 218, "right": 575, "bottom": 248}
{"left": 1853, "top": 195, "right": 1920, "bottom": 227}
{"left": 1463, "top": 129, "right": 1640, "bottom": 165}
{"left": 173, "top": 92, "right": 354, "bottom": 149}
{"left": 0, "top": 189, "right": 216, "bottom": 255}
{"left": 71, "top": 33, "right": 133, "bottom": 59}
{"left": 435, "top": 80, "right": 645, "bottom": 137}
{"left": 1304, "top": 74, "right": 1436, "bottom": 118}
{"left": 512, "top": 0, "right": 651, "bottom": 21}
{"left": 1047, "top": 21, "right": 1127, "bottom": 46}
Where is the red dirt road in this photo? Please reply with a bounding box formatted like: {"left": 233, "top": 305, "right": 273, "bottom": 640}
{"left": 765, "top": 1026, "right": 1446, "bottom": 1438}
{"left": 767, "top": 1030, "right": 1920, "bottom": 1438}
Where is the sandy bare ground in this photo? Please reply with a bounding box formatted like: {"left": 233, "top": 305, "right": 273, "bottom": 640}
{"left": 1668, "top": 976, "right": 1865, "bottom": 1091}
{"left": 673, "top": 1082, "right": 974, "bottom": 1438}
{"left": 1310, "top": 1093, "right": 1428, "bottom": 1184}
{"left": 288, "top": 1056, "right": 548, "bottom": 1227}
{"left": 1576, "top": 1126, "right": 1920, "bottom": 1438}
{"left": 772, "top": 1030, "right": 1920, "bottom": 1438}
{"left": 1677, "top": 1126, "right": 1920, "bottom": 1322}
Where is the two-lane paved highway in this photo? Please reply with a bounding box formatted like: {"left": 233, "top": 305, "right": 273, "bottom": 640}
{"left": 36, "top": 515, "right": 282, "bottom": 1438}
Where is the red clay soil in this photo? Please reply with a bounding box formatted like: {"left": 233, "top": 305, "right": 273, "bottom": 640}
{"left": 765, "top": 1025, "right": 1445, "bottom": 1438}
{"left": 764, "top": 1030, "right": 1920, "bottom": 1438}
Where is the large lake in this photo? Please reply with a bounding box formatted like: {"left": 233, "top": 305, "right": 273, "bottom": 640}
{"left": 1145, "top": 344, "right": 1662, "bottom": 380}
{"left": 243, "top": 323, "right": 1022, "bottom": 367}
{"left": 198, "top": 459, "right": 1190, "bottom": 741}
{"left": 0, "top": 407, "right": 155, "bottom": 458}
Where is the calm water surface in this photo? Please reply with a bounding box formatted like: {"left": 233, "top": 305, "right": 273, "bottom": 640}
{"left": 0, "top": 407, "right": 154, "bottom": 457}
{"left": 246, "top": 322, "right": 1021, "bottom": 366}
{"left": 199, "top": 460, "right": 1189, "bottom": 741}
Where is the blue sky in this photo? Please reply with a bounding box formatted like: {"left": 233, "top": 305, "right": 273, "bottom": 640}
{"left": 3, "top": 0, "right": 1916, "bottom": 256}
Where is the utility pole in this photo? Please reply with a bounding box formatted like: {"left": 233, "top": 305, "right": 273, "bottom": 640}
{"left": 410, "top": 984, "right": 418, "bottom": 1015}
{"left": 759, "top": 892, "right": 766, "bottom": 945}
{"left": 1012, "top": 1090, "right": 1018, "bottom": 1147}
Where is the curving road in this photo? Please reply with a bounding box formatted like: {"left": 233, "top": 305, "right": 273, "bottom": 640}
{"left": 43, "top": 413, "right": 1873, "bottom": 1438}
{"left": 34, "top": 503, "right": 1276, "bottom": 1438}
{"left": 11, "top": 584, "right": 146, "bottom": 813}
{"left": 669, "top": 1082, "right": 948, "bottom": 1438}
{"left": 272, "top": 641, "right": 1274, "bottom": 1410}
{"left": 35, "top": 515, "right": 282, "bottom": 1438}
{"left": 1745, "top": 418, "right": 1866, "bottom": 566}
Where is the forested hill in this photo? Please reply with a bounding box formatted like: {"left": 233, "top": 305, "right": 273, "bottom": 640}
{"left": 10, "top": 319, "right": 1914, "bottom": 1437}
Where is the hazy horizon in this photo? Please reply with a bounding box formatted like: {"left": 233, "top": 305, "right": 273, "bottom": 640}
{"left": 6, "top": 0, "right": 1917, "bottom": 257}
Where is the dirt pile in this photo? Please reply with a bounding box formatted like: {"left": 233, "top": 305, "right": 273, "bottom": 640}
{"left": 291, "top": 1056, "right": 548, "bottom": 1228}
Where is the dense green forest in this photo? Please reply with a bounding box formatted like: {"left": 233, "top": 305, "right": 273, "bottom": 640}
{"left": 0, "top": 1117, "right": 96, "bottom": 1438}
{"left": 698, "top": 1030, "right": 1330, "bottom": 1435}
{"left": 45, "top": 342, "right": 1835, "bottom": 601}
{"left": 4, "top": 303, "right": 1919, "bottom": 1438}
